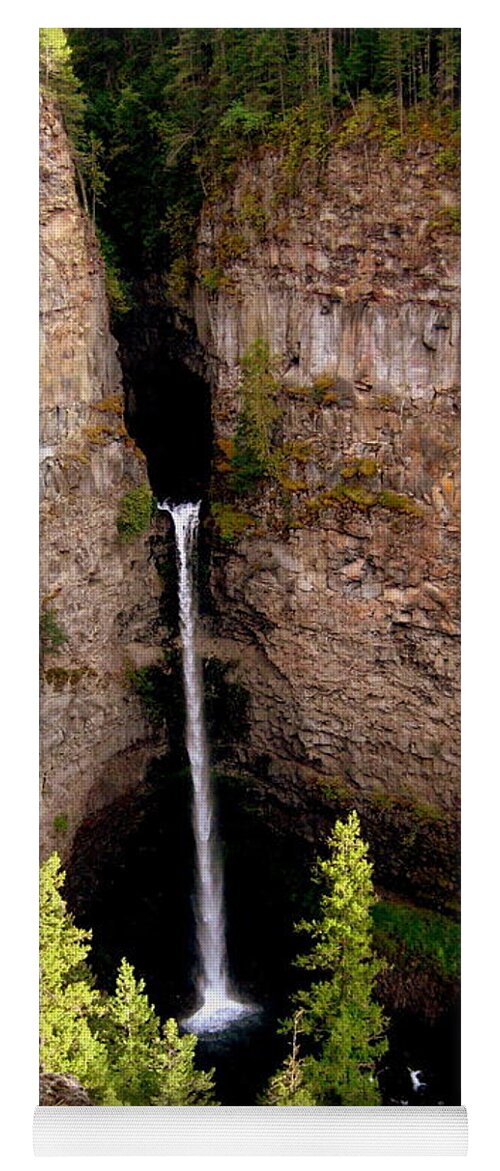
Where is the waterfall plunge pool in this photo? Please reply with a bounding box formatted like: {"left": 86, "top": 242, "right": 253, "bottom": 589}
{"left": 64, "top": 764, "right": 459, "bottom": 1105}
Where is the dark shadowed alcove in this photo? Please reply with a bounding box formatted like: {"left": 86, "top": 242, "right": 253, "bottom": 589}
{"left": 126, "top": 356, "right": 213, "bottom": 503}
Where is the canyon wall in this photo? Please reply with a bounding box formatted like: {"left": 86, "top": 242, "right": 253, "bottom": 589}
{"left": 39, "top": 95, "right": 164, "bottom": 858}
{"left": 193, "top": 144, "right": 460, "bottom": 815}
{"left": 39, "top": 93, "right": 460, "bottom": 865}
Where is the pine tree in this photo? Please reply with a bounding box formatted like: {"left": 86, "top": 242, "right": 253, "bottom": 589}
{"left": 39, "top": 29, "right": 109, "bottom": 220}
{"left": 99, "top": 959, "right": 161, "bottom": 1105}
{"left": 261, "top": 1011, "right": 316, "bottom": 1105}
{"left": 40, "top": 858, "right": 216, "bottom": 1106}
{"left": 39, "top": 854, "right": 111, "bottom": 1101}
{"left": 66, "top": 28, "right": 460, "bottom": 270}
{"left": 101, "top": 959, "right": 217, "bottom": 1106}
{"left": 292, "top": 811, "right": 388, "bottom": 1105}
{"left": 39, "top": 29, "right": 87, "bottom": 143}
{"left": 154, "top": 1019, "right": 217, "bottom": 1106}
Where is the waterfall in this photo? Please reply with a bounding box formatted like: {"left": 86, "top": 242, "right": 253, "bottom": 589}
{"left": 159, "top": 500, "right": 254, "bottom": 1033}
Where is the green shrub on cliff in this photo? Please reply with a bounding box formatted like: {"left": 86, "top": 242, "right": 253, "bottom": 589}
{"left": 231, "top": 339, "right": 280, "bottom": 494}
{"left": 211, "top": 503, "right": 257, "bottom": 541}
{"left": 117, "top": 482, "right": 154, "bottom": 542}
{"left": 40, "top": 608, "right": 69, "bottom": 659}
{"left": 96, "top": 229, "right": 132, "bottom": 317}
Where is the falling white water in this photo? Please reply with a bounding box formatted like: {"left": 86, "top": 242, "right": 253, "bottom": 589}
{"left": 159, "top": 500, "right": 255, "bottom": 1033}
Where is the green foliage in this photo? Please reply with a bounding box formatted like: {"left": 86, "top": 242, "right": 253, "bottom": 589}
{"left": 289, "top": 811, "right": 388, "bottom": 1105}
{"left": 337, "top": 86, "right": 460, "bottom": 161}
{"left": 39, "top": 854, "right": 111, "bottom": 1101}
{"left": 126, "top": 658, "right": 186, "bottom": 757}
{"left": 211, "top": 503, "right": 257, "bottom": 542}
{"left": 128, "top": 652, "right": 251, "bottom": 759}
{"left": 376, "top": 489, "right": 423, "bottom": 514}
{"left": 100, "top": 960, "right": 216, "bottom": 1106}
{"left": 40, "top": 856, "right": 216, "bottom": 1105}
{"left": 230, "top": 429, "right": 266, "bottom": 495}
{"left": 39, "top": 29, "right": 87, "bottom": 154}
{"left": 53, "top": 814, "right": 68, "bottom": 834}
{"left": 66, "top": 28, "right": 459, "bottom": 278}
{"left": 164, "top": 255, "right": 191, "bottom": 302}
{"left": 153, "top": 1018, "right": 217, "bottom": 1105}
{"left": 99, "top": 959, "right": 159, "bottom": 1105}
{"left": 117, "top": 483, "right": 154, "bottom": 542}
{"left": 199, "top": 266, "right": 225, "bottom": 293}
{"left": 230, "top": 339, "right": 280, "bottom": 494}
{"left": 299, "top": 484, "right": 423, "bottom": 521}
{"left": 337, "top": 91, "right": 405, "bottom": 154}
{"left": 372, "top": 901, "right": 460, "bottom": 983}
{"left": 220, "top": 100, "right": 271, "bottom": 139}
{"left": 311, "top": 372, "right": 336, "bottom": 398}
{"left": 429, "top": 206, "right": 461, "bottom": 234}
{"left": 40, "top": 29, "right": 107, "bottom": 218}
{"left": 365, "top": 793, "right": 459, "bottom": 912}
{"left": 238, "top": 192, "right": 268, "bottom": 236}
{"left": 435, "top": 145, "right": 460, "bottom": 174}
{"left": 278, "top": 97, "right": 330, "bottom": 190}
{"left": 126, "top": 664, "right": 170, "bottom": 726}
{"left": 96, "top": 229, "right": 132, "bottom": 317}
{"left": 40, "top": 608, "right": 68, "bottom": 657}
{"left": 340, "top": 457, "right": 379, "bottom": 479}
{"left": 260, "top": 1012, "right": 316, "bottom": 1105}
{"left": 44, "top": 666, "right": 93, "bottom": 691}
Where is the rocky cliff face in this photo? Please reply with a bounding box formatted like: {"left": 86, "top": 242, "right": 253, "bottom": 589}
{"left": 193, "top": 144, "right": 460, "bottom": 817}
{"left": 40, "top": 101, "right": 459, "bottom": 869}
{"left": 39, "top": 95, "right": 164, "bottom": 858}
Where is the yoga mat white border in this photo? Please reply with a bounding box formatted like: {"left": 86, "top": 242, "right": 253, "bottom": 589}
{"left": 2, "top": 2, "right": 495, "bottom": 1166}
{"left": 33, "top": 1107, "right": 468, "bottom": 1157}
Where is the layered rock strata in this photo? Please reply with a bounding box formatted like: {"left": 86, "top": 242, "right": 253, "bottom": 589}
{"left": 194, "top": 145, "right": 460, "bottom": 814}
{"left": 39, "top": 94, "right": 164, "bottom": 857}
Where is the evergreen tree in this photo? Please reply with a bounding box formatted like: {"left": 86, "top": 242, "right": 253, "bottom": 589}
{"left": 260, "top": 1012, "right": 316, "bottom": 1105}
{"left": 99, "top": 959, "right": 161, "bottom": 1105}
{"left": 39, "top": 29, "right": 87, "bottom": 149}
{"left": 101, "top": 959, "right": 216, "bottom": 1106}
{"left": 40, "top": 29, "right": 107, "bottom": 219}
{"left": 291, "top": 811, "right": 388, "bottom": 1105}
{"left": 39, "top": 854, "right": 111, "bottom": 1101}
{"left": 66, "top": 27, "right": 460, "bottom": 273}
{"left": 40, "top": 857, "right": 216, "bottom": 1106}
{"left": 154, "top": 1019, "right": 217, "bottom": 1106}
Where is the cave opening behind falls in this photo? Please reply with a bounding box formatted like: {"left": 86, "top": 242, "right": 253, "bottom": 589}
{"left": 159, "top": 499, "right": 258, "bottom": 1033}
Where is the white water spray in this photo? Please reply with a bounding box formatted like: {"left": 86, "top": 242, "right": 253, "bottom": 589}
{"left": 159, "top": 500, "right": 255, "bottom": 1033}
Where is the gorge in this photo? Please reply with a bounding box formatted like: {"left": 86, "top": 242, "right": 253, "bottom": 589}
{"left": 40, "top": 28, "right": 460, "bottom": 1107}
